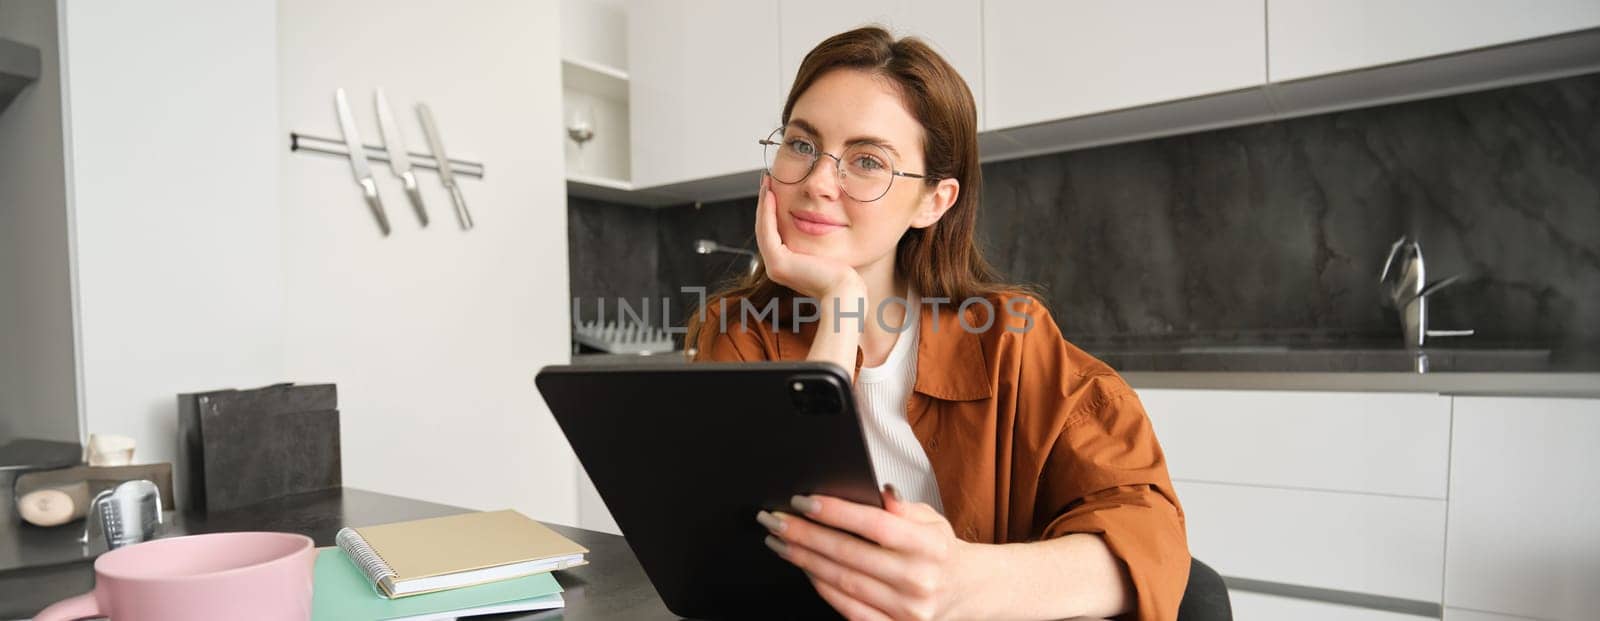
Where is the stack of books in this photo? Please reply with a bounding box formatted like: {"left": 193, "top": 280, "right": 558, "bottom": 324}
{"left": 313, "top": 510, "right": 589, "bottom": 620}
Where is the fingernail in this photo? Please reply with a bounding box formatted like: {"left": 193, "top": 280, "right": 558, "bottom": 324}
{"left": 764, "top": 534, "right": 789, "bottom": 557}
{"left": 882, "top": 484, "right": 900, "bottom": 502}
{"left": 756, "top": 510, "right": 786, "bottom": 533}
{"left": 790, "top": 494, "right": 820, "bottom": 515}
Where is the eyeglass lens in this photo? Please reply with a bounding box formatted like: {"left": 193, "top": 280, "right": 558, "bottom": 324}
{"left": 763, "top": 129, "right": 897, "bottom": 202}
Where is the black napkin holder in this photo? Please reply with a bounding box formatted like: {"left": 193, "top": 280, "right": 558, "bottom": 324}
{"left": 177, "top": 382, "right": 341, "bottom": 513}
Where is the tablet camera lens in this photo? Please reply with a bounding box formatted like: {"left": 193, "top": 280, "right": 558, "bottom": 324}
{"left": 789, "top": 377, "right": 842, "bottom": 416}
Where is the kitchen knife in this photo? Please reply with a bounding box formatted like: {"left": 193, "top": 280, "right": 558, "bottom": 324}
{"left": 416, "top": 103, "right": 474, "bottom": 230}
{"left": 334, "top": 88, "right": 391, "bottom": 236}
{"left": 374, "top": 88, "right": 429, "bottom": 227}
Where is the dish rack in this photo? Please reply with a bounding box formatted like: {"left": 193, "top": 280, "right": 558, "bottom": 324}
{"left": 573, "top": 320, "right": 677, "bottom": 355}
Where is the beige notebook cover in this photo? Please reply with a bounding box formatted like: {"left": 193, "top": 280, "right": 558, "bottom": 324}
{"left": 336, "top": 509, "right": 589, "bottom": 598}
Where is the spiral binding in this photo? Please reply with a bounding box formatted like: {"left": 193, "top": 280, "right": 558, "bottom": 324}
{"left": 336, "top": 527, "right": 396, "bottom": 591}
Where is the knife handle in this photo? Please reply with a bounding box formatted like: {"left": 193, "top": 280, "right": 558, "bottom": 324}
{"left": 400, "top": 172, "right": 429, "bottom": 227}
{"left": 359, "top": 178, "right": 392, "bottom": 236}
{"left": 448, "top": 184, "right": 474, "bottom": 231}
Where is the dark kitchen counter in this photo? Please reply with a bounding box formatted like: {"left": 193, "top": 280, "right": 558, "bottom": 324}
{"left": 567, "top": 339, "right": 1600, "bottom": 398}
{"left": 1120, "top": 371, "right": 1600, "bottom": 399}
{"left": 1084, "top": 337, "right": 1600, "bottom": 396}
{"left": 570, "top": 351, "right": 687, "bottom": 366}
{"left": 0, "top": 487, "right": 675, "bottom": 620}
{"left": 1092, "top": 345, "right": 1585, "bottom": 373}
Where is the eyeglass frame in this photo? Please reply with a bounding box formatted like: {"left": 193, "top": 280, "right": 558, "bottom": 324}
{"left": 758, "top": 128, "right": 931, "bottom": 203}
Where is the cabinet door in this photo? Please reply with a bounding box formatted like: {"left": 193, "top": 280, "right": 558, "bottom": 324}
{"left": 1445, "top": 397, "right": 1600, "bottom": 621}
{"left": 1443, "top": 609, "right": 1541, "bottom": 621}
{"left": 627, "top": 0, "right": 781, "bottom": 188}
{"left": 1231, "top": 591, "right": 1438, "bottom": 621}
{"left": 1140, "top": 389, "right": 1451, "bottom": 498}
{"left": 1268, "top": 0, "right": 1600, "bottom": 82}
{"left": 1179, "top": 481, "right": 1446, "bottom": 602}
{"left": 778, "top": 0, "right": 984, "bottom": 129}
{"left": 983, "top": 0, "right": 1265, "bottom": 131}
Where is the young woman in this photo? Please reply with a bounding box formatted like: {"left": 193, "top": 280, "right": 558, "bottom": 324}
{"left": 689, "top": 27, "right": 1188, "bottom": 621}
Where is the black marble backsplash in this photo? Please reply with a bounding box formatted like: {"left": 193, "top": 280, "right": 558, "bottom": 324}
{"left": 567, "top": 194, "right": 756, "bottom": 335}
{"left": 568, "top": 72, "right": 1600, "bottom": 359}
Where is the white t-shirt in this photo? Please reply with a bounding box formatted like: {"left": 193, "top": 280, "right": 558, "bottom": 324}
{"left": 852, "top": 291, "right": 945, "bottom": 514}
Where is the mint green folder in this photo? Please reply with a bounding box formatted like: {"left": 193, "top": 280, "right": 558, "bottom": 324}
{"left": 312, "top": 547, "right": 564, "bottom": 620}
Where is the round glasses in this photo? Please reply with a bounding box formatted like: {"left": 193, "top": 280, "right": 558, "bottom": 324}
{"left": 759, "top": 128, "right": 928, "bottom": 202}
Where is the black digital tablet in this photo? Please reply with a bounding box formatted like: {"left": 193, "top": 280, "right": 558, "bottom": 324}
{"left": 535, "top": 361, "right": 882, "bottom": 620}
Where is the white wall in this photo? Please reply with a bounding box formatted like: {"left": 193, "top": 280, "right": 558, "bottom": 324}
{"left": 0, "top": 0, "right": 79, "bottom": 444}
{"left": 59, "top": 0, "right": 283, "bottom": 472}
{"left": 50, "top": 0, "right": 572, "bottom": 523}
{"left": 277, "top": 0, "right": 575, "bottom": 524}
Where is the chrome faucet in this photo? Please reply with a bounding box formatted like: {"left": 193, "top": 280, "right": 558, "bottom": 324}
{"left": 1379, "top": 236, "right": 1474, "bottom": 372}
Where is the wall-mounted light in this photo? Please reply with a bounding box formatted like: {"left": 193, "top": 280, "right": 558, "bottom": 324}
{"left": 694, "top": 239, "right": 759, "bottom": 276}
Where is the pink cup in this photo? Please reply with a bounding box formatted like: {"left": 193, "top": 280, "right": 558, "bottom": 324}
{"left": 35, "top": 531, "right": 316, "bottom": 621}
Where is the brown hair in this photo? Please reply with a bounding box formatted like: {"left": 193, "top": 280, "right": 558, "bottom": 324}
{"left": 686, "top": 26, "right": 1035, "bottom": 347}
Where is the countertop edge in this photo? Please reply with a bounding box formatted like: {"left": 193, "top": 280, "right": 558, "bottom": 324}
{"left": 565, "top": 354, "right": 1600, "bottom": 399}
{"left": 1121, "top": 371, "right": 1600, "bottom": 399}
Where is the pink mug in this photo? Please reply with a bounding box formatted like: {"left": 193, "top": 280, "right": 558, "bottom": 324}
{"left": 35, "top": 531, "right": 316, "bottom": 621}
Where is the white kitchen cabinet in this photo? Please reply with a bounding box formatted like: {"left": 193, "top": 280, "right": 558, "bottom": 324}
{"left": 563, "top": 58, "right": 632, "bottom": 186}
{"left": 1230, "top": 591, "right": 1435, "bottom": 621}
{"left": 1138, "top": 388, "right": 1452, "bottom": 610}
{"left": 615, "top": 0, "right": 1597, "bottom": 201}
{"left": 777, "top": 0, "right": 985, "bottom": 129}
{"left": 1444, "top": 396, "right": 1600, "bottom": 621}
{"left": 1140, "top": 389, "right": 1451, "bottom": 498}
{"left": 982, "top": 0, "right": 1266, "bottom": 131}
{"left": 1178, "top": 480, "right": 1447, "bottom": 603}
{"left": 1268, "top": 0, "right": 1600, "bottom": 82}
{"left": 1442, "top": 609, "right": 1542, "bottom": 621}
{"left": 626, "top": 0, "right": 781, "bottom": 189}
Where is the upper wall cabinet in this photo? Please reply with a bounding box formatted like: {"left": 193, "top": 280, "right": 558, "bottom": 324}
{"left": 983, "top": 0, "right": 1267, "bottom": 131}
{"left": 778, "top": 1, "right": 985, "bottom": 129}
{"left": 1269, "top": 0, "right": 1600, "bottom": 82}
{"left": 627, "top": 0, "right": 781, "bottom": 189}
{"left": 617, "top": 0, "right": 1598, "bottom": 201}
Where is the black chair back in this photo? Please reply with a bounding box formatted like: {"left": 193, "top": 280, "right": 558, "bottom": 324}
{"left": 1178, "top": 558, "right": 1232, "bottom": 621}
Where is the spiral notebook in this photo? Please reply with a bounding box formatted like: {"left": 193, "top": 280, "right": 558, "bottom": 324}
{"left": 312, "top": 547, "right": 565, "bottom": 620}
{"left": 335, "top": 510, "right": 589, "bottom": 598}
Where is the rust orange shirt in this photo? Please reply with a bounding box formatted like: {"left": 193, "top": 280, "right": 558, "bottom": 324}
{"left": 693, "top": 293, "right": 1190, "bottom": 620}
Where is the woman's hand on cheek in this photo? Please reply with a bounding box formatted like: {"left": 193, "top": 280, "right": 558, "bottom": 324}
{"left": 757, "top": 488, "right": 976, "bottom": 621}
{"left": 754, "top": 174, "right": 864, "bottom": 300}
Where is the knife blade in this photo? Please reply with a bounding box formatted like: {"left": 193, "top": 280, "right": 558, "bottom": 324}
{"left": 334, "top": 88, "right": 391, "bottom": 236}
{"left": 374, "top": 88, "right": 429, "bottom": 227}
{"left": 416, "top": 103, "right": 474, "bottom": 230}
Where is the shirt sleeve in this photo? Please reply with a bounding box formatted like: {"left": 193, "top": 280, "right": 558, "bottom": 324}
{"left": 1022, "top": 308, "right": 1190, "bottom": 621}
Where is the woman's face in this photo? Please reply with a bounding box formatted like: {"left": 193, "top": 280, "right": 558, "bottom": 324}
{"left": 770, "top": 69, "right": 959, "bottom": 270}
